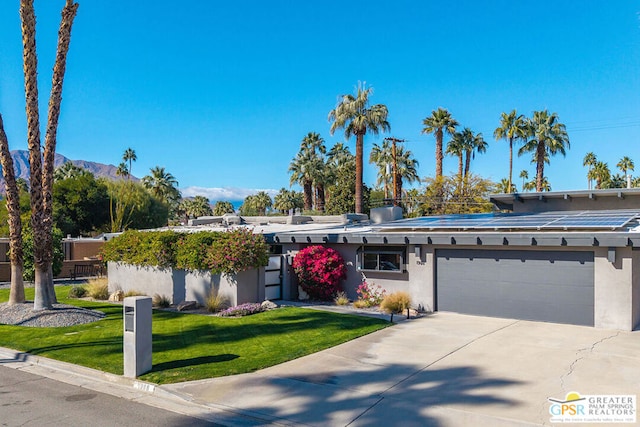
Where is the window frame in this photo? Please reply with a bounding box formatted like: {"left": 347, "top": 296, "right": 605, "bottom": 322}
{"left": 356, "top": 246, "right": 406, "bottom": 273}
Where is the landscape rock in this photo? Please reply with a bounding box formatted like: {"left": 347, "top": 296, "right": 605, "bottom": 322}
{"left": 407, "top": 308, "right": 420, "bottom": 318}
{"left": 108, "top": 290, "right": 124, "bottom": 302}
{"left": 177, "top": 300, "right": 199, "bottom": 311}
{"left": 261, "top": 300, "right": 278, "bottom": 310}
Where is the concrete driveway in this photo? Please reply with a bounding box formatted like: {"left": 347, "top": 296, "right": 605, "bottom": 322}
{"left": 164, "top": 312, "right": 640, "bottom": 426}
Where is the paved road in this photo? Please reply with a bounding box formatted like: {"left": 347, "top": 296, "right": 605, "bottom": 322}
{"left": 0, "top": 366, "right": 220, "bottom": 427}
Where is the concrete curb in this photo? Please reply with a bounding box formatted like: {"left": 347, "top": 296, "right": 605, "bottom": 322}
{"left": 0, "top": 346, "right": 278, "bottom": 426}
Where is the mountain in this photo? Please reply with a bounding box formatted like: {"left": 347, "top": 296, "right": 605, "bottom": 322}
{"left": 0, "top": 150, "right": 129, "bottom": 192}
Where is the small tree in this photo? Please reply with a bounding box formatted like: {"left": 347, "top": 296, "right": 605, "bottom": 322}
{"left": 292, "top": 246, "right": 346, "bottom": 300}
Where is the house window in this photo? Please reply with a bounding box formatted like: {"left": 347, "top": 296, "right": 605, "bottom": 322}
{"left": 357, "top": 246, "right": 405, "bottom": 272}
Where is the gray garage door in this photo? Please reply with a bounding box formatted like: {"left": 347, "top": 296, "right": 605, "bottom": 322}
{"left": 436, "top": 249, "right": 594, "bottom": 326}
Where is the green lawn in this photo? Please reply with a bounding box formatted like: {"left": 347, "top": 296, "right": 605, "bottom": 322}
{"left": 0, "top": 286, "right": 390, "bottom": 384}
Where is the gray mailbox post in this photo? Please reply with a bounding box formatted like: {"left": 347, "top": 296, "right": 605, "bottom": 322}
{"left": 123, "top": 296, "right": 152, "bottom": 378}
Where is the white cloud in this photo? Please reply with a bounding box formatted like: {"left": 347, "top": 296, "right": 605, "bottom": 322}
{"left": 180, "top": 186, "right": 279, "bottom": 201}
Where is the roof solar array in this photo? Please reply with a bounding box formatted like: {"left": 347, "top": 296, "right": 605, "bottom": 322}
{"left": 377, "top": 209, "right": 640, "bottom": 231}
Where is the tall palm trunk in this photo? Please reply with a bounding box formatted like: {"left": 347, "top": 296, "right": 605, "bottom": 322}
{"left": 303, "top": 180, "right": 313, "bottom": 211}
{"left": 315, "top": 184, "right": 325, "bottom": 212}
{"left": 535, "top": 141, "right": 545, "bottom": 192}
{"left": 41, "top": 0, "right": 78, "bottom": 304}
{"left": 0, "top": 115, "right": 25, "bottom": 305}
{"left": 394, "top": 172, "right": 402, "bottom": 207}
{"left": 20, "top": 0, "right": 78, "bottom": 310}
{"left": 464, "top": 150, "right": 472, "bottom": 177}
{"left": 457, "top": 154, "right": 463, "bottom": 179}
{"left": 355, "top": 132, "right": 364, "bottom": 214}
{"left": 435, "top": 129, "right": 443, "bottom": 179}
{"left": 508, "top": 138, "right": 513, "bottom": 193}
{"left": 20, "top": 0, "right": 50, "bottom": 310}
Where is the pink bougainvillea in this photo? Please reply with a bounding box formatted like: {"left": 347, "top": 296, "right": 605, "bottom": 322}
{"left": 292, "top": 245, "right": 346, "bottom": 300}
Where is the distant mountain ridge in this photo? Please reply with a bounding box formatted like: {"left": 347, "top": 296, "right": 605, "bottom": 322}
{"left": 0, "top": 150, "right": 125, "bottom": 192}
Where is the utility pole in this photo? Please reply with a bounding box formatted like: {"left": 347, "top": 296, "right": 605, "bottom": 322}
{"left": 384, "top": 137, "right": 405, "bottom": 207}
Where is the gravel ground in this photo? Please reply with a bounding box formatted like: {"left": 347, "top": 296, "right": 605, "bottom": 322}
{"left": 0, "top": 302, "right": 105, "bottom": 327}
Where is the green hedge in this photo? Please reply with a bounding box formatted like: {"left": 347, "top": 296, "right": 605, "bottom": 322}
{"left": 102, "top": 229, "right": 269, "bottom": 275}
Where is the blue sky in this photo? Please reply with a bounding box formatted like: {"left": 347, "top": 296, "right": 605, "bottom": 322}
{"left": 1, "top": 1, "right": 639, "bottom": 201}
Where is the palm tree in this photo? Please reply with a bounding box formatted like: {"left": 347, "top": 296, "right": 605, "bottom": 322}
{"left": 20, "top": 0, "right": 47, "bottom": 308}
{"left": 122, "top": 148, "right": 137, "bottom": 180}
{"left": 273, "top": 188, "right": 304, "bottom": 214}
{"left": 54, "top": 162, "right": 87, "bottom": 181}
{"left": 588, "top": 161, "right": 611, "bottom": 189}
{"left": 445, "top": 132, "right": 465, "bottom": 179}
{"left": 617, "top": 156, "right": 634, "bottom": 189}
{"left": 116, "top": 162, "right": 129, "bottom": 178}
{"left": 0, "top": 114, "right": 25, "bottom": 305}
{"left": 20, "top": 0, "right": 78, "bottom": 309}
{"left": 583, "top": 152, "right": 597, "bottom": 190}
{"left": 180, "top": 196, "right": 212, "bottom": 220}
{"left": 422, "top": 107, "right": 458, "bottom": 179}
{"left": 538, "top": 177, "right": 552, "bottom": 192}
{"left": 462, "top": 128, "right": 487, "bottom": 177}
{"left": 518, "top": 110, "right": 569, "bottom": 192}
{"left": 288, "top": 150, "right": 315, "bottom": 211}
{"left": 393, "top": 145, "right": 420, "bottom": 204}
{"left": 329, "top": 82, "right": 390, "bottom": 213}
{"left": 609, "top": 173, "right": 626, "bottom": 189}
{"left": 301, "top": 132, "right": 327, "bottom": 212}
{"left": 327, "top": 142, "right": 354, "bottom": 168}
{"left": 289, "top": 132, "right": 327, "bottom": 211}
{"left": 213, "top": 201, "right": 235, "bottom": 215}
{"left": 519, "top": 170, "right": 529, "bottom": 191}
{"left": 494, "top": 110, "right": 527, "bottom": 193}
{"left": 496, "top": 178, "right": 516, "bottom": 193}
{"left": 40, "top": 0, "right": 79, "bottom": 308}
{"left": 142, "top": 166, "right": 180, "bottom": 204}
{"left": 370, "top": 140, "right": 394, "bottom": 198}
{"left": 253, "top": 191, "right": 273, "bottom": 215}
{"left": 370, "top": 140, "right": 419, "bottom": 204}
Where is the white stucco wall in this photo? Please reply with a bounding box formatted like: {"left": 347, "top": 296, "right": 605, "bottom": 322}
{"left": 593, "top": 247, "right": 635, "bottom": 330}
{"left": 107, "top": 262, "right": 264, "bottom": 306}
{"left": 631, "top": 250, "right": 640, "bottom": 330}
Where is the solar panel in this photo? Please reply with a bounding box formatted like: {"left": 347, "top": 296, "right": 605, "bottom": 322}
{"left": 376, "top": 209, "right": 640, "bottom": 231}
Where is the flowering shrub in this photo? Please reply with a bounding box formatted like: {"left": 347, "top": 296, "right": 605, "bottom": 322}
{"left": 218, "top": 303, "right": 264, "bottom": 317}
{"left": 356, "top": 281, "right": 386, "bottom": 307}
{"left": 292, "top": 245, "right": 346, "bottom": 300}
{"left": 102, "top": 229, "right": 269, "bottom": 275}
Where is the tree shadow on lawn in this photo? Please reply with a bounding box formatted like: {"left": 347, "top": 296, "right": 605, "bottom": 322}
{"left": 225, "top": 364, "right": 524, "bottom": 427}
{"left": 150, "top": 354, "right": 239, "bottom": 373}
{"left": 151, "top": 309, "right": 388, "bottom": 352}
{"left": 23, "top": 338, "right": 122, "bottom": 357}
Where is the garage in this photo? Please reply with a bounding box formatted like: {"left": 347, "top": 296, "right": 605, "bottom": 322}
{"left": 436, "top": 249, "right": 594, "bottom": 326}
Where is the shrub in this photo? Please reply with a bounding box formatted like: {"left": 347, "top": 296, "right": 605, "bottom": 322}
{"left": 152, "top": 294, "right": 171, "bottom": 308}
{"left": 292, "top": 246, "right": 346, "bottom": 301}
{"left": 380, "top": 291, "right": 412, "bottom": 314}
{"left": 22, "top": 225, "right": 64, "bottom": 281}
{"left": 86, "top": 278, "right": 109, "bottom": 300}
{"left": 102, "top": 229, "right": 269, "bottom": 275}
{"left": 68, "top": 285, "right": 87, "bottom": 299}
{"left": 352, "top": 299, "right": 369, "bottom": 309}
{"left": 124, "top": 289, "right": 146, "bottom": 297}
{"left": 356, "top": 281, "right": 386, "bottom": 307}
{"left": 218, "top": 303, "right": 264, "bottom": 317}
{"left": 204, "top": 289, "right": 229, "bottom": 313}
{"left": 334, "top": 291, "right": 349, "bottom": 306}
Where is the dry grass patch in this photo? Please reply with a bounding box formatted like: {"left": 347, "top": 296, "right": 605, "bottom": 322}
{"left": 86, "top": 278, "right": 109, "bottom": 300}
